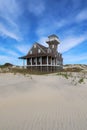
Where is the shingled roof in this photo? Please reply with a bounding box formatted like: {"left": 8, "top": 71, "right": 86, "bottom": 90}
{"left": 19, "top": 42, "right": 57, "bottom": 59}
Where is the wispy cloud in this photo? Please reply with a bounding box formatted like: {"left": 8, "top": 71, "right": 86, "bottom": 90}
{"left": 36, "top": 10, "right": 87, "bottom": 40}
{"left": 64, "top": 52, "right": 87, "bottom": 64}
{"left": 0, "top": 23, "right": 20, "bottom": 41}
{"left": 54, "top": 20, "right": 68, "bottom": 29}
{"left": 7, "top": 50, "right": 19, "bottom": 57}
{"left": 38, "top": 36, "right": 48, "bottom": 47}
{"left": 36, "top": 19, "right": 67, "bottom": 37}
{"left": 59, "top": 35, "right": 87, "bottom": 53}
{"left": 76, "top": 9, "right": 87, "bottom": 22}
{"left": 0, "top": 0, "right": 20, "bottom": 19}
{"left": 16, "top": 44, "right": 31, "bottom": 55}
{"left": 0, "top": 46, "right": 19, "bottom": 57}
{"left": 28, "top": 0, "right": 45, "bottom": 16}
{"left": 0, "top": 0, "right": 22, "bottom": 41}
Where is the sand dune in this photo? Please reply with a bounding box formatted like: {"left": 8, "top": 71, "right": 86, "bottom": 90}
{"left": 0, "top": 73, "right": 87, "bottom": 130}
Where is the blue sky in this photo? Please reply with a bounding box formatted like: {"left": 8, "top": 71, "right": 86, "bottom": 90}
{"left": 0, "top": 0, "right": 87, "bottom": 65}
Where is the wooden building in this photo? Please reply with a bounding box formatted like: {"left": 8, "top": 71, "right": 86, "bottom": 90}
{"left": 19, "top": 34, "right": 63, "bottom": 71}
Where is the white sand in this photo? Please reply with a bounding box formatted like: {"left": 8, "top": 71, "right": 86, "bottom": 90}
{"left": 0, "top": 73, "right": 87, "bottom": 130}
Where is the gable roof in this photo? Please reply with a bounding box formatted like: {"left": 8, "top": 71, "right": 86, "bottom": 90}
{"left": 36, "top": 43, "right": 48, "bottom": 53}
{"left": 19, "top": 40, "right": 58, "bottom": 59}
{"left": 37, "top": 43, "right": 47, "bottom": 49}
{"left": 27, "top": 42, "right": 47, "bottom": 54}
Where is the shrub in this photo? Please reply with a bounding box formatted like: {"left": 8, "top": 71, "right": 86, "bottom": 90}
{"left": 78, "top": 78, "right": 84, "bottom": 84}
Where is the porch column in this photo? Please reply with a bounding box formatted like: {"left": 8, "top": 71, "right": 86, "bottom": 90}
{"left": 41, "top": 57, "right": 42, "bottom": 72}
{"left": 51, "top": 57, "right": 52, "bottom": 72}
{"left": 55, "top": 58, "right": 56, "bottom": 71}
{"left": 54, "top": 58, "right": 56, "bottom": 65}
{"left": 41, "top": 57, "right": 42, "bottom": 65}
{"left": 53, "top": 58, "right": 55, "bottom": 65}
{"left": 31, "top": 58, "right": 32, "bottom": 66}
{"left": 23, "top": 59, "right": 25, "bottom": 67}
{"left": 55, "top": 58, "right": 57, "bottom": 65}
{"left": 36, "top": 57, "right": 37, "bottom": 66}
{"left": 51, "top": 57, "right": 52, "bottom": 65}
{"left": 25, "top": 59, "right": 27, "bottom": 67}
{"left": 47, "top": 56, "right": 48, "bottom": 72}
{"left": 23, "top": 59, "right": 27, "bottom": 68}
{"left": 47, "top": 56, "right": 48, "bottom": 66}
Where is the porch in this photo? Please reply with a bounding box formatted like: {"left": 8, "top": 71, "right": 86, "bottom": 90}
{"left": 25, "top": 56, "right": 58, "bottom": 66}
{"left": 21, "top": 56, "right": 62, "bottom": 72}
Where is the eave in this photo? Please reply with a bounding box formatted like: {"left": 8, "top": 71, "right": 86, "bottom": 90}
{"left": 19, "top": 53, "right": 56, "bottom": 59}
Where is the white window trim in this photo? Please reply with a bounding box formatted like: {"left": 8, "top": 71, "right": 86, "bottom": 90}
{"left": 38, "top": 49, "right": 41, "bottom": 53}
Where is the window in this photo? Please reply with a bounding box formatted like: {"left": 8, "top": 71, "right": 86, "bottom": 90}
{"left": 38, "top": 49, "right": 41, "bottom": 53}
{"left": 30, "top": 50, "right": 32, "bottom": 54}
{"left": 52, "top": 45, "right": 54, "bottom": 48}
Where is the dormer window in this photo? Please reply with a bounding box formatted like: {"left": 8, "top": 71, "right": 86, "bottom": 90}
{"left": 30, "top": 50, "right": 32, "bottom": 54}
{"left": 38, "top": 49, "right": 41, "bottom": 53}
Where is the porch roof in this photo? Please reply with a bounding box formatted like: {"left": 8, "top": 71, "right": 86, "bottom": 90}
{"left": 19, "top": 53, "right": 56, "bottom": 59}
